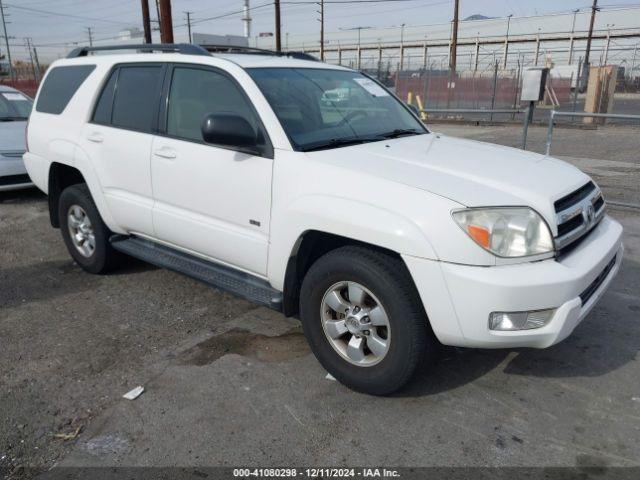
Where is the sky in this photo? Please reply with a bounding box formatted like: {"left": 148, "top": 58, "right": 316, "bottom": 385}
{"left": 4, "top": 0, "right": 640, "bottom": 61}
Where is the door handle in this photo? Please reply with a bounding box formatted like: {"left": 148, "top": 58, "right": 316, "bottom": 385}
{"left": 153, "top": 147, "right": 177, "bottom": 159}
{"left": 87, "top": 132, "right": 103, "bottom": 143}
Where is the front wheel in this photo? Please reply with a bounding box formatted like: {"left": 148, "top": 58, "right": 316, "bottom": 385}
{"left": 299, "top": 246, "right": 438, "bottom": 395}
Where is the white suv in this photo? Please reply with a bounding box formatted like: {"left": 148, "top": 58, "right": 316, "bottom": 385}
{"left": 23, "top": 44, "right": 623, "bottom": 395}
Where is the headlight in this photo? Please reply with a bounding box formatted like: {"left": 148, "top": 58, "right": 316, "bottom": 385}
{"left": 452, "top": 207, "right": 553, "bottom": 257}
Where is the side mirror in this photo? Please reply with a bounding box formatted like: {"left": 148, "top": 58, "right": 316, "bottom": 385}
{"left": 406, "top": 103, "right": 420, "bottom": 116}
{"left": 201, "top": 113, "right": 258, "bottom": 151}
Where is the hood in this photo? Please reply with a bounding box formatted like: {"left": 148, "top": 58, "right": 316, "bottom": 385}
{"left": 0, "top": 120, "right": 27, "bottom": 153}
{"left": 306, "top": 133, "right": 591, "bottom": 230}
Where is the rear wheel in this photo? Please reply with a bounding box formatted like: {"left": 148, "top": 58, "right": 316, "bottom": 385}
{"left": 299, "top": 246, "right": 438, "bottom": 395}
{"left": 58, "top": 184, "right": 120, "bottom": 274}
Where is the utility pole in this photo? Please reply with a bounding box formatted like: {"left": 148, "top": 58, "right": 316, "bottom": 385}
{"left": 32, "top": 45, "right": 41, "bottom": 80}
{"left": 184, "top": 11, "right": 193, "bottom": 43}
{"left": 241, "top": 0, "right": 251, "bottom": 39}
{"left": 85, "top": 26, "right": 93, "bottom": 47}
{"left": 274, "top": 0, "right": 281, "bottom": 52}
{"left": 0, "top": 0, "right": 13, "bottom": 82}
{"left": 24, "top": 37, "right": 37, "bottom": 82}
{"left": 158, "top": 0, "right": 173, "bottom": 43}
{"left": 449, "top": 0, "right": 459, "bottom": 75}
{"left": 141, "top": 0, "right": 152, "bottom": 43}
{"left": 318, "top": 0, "right": 324, "bottom": 60}
{"left": 583, "top": 0, "right": 599, "bottom": 90}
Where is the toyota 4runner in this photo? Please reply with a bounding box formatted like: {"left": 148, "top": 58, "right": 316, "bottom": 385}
{"left": 23, "top": 44, "right": 623, "bottom": 395}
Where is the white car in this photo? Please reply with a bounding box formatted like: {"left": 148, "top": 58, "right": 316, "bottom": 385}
{"left": 0, "top": 85, "right": 33, "bottom": 191}
{"left": 23, "top": 44, "right": 623, "bottom": 395}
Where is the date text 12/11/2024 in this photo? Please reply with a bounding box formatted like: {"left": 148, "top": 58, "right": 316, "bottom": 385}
{"left": 233, "top": 468, "right": 401, "bottom": 478}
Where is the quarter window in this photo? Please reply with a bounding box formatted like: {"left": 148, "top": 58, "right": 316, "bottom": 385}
{"left": 166, "top": 67, "right": 265, "bottom": 146}
{"left": 111, "top": 65, "right": 163, "bottom": 133}
{"left": 35, "top": 65, "right": 95, "bottom": 114}
{"left": 92, "top": 70, "right": 117, "bottom": 125}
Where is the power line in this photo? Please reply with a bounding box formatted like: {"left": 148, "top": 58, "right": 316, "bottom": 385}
{"left": 4, "top": 3, "right": 132, "bottom": 25}
{"left": 283, "top": 0, "right": 434, "bottom": 3}
{"left": 175, "top": 1, "right": 273, "bottom": 27}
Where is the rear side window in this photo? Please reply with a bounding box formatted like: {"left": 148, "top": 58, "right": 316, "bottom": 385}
{"left": 110, "top": 65, "right": 164, "bottom": 133}
{"left": 36, "top": 65, "right": 95, "bottom": 114}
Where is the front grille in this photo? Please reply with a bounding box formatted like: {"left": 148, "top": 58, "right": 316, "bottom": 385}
{"left": 554, "top": 181, "right": 596, "bottom": 212}
{"left": 0, "top": 174, "right": 31, "bottom": 186}
{"left": 554, "top": 181, "right": 605, "bottom": 257}
{"left": 579, "top": 255, "right": 617, "bottom": 305}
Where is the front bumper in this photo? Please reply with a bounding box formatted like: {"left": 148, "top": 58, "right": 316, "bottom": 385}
{"left": 403, "top": 215, "right": 623, "bottom": 348}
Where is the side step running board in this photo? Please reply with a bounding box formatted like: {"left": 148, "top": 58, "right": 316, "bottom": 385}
{"left": 110, "top": 235, "right": 283, "bottom": 311}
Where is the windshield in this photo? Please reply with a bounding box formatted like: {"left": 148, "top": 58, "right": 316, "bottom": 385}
{"left": 247, "top": 68, "right": 427, "bottom": 151}
{"left": 0, "top": 90, "right": 33, "bottom": 120}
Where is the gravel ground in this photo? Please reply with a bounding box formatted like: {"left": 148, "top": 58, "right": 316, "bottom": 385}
{"left": 0, "top": 189, "right": 259, "bottom": 477}
{"left": 1, "top": 124, "right": 639, "bottom": 479}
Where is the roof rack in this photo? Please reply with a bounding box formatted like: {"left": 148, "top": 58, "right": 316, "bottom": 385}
{"left": 66, "top": 43, "right": 210, "bottom": 59}
{"left": 200, "top": 44, "right": 319, "bottom": 61}
{"left": 200, "top": 44, "right": 278, "bottom": 56}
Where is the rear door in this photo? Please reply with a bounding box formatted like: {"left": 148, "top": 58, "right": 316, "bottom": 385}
{"left": 150, "top": 64, "right": 274, "bottom": 276}
{"left": 80, "top": 63, "right": 165, "bottom": 236}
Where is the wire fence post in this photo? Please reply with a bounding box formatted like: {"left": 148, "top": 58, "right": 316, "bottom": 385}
{"left": 490, "top": 62, "right": 498, "bottom": 121}
{"left": 546, "top": 110, "right": 556, "bottom": 155}
{"left": 571, "top": 57, "right": 582, "bottom": 123}
{"left": 522, "top": 100, "right": 535, "bottom": 150}
{"left": 512, "top": 59, "right": 521, "bottom": 120}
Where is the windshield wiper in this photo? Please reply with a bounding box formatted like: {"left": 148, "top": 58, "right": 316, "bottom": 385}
{"left": 0, "top": 117, "right": 26, "bottom": 122}
{"left": 301, "top": 136, "right": 380, "bottom": 152}
{"left": 380, "top": 128, "right": 423, "bottom": 139}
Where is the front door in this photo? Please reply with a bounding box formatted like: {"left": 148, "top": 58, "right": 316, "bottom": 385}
{"left": 151, "top": 65, "right": 273, "bottom": 276}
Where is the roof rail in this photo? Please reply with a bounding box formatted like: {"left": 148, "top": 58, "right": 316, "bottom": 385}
{"left": 286, "top": 51, "right": 319, "bottom": 61}
{"left": 200, "top": 44, "right": 319, "bottom": 61}
{"left": 199, "top": 44, "right": 279, "bottom": 56}
{"left": 66, "top": 43, "right": 210, "bottom": 59}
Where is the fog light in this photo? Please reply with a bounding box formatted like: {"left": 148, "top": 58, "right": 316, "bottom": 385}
{"left": 489, "top": 309, "right": 555, "bottom": 331}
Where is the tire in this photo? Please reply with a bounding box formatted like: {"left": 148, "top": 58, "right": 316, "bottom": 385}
{"left": 58, "top": 183, "right": 120, "bottom": 274}
{"left": 299, "top": 245, "right": 438, "bottom": 395}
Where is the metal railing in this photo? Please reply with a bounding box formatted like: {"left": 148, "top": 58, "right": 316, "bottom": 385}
{"left": 546, "top": 110, "right": 640, "bottom": 155}
{"left": 545, "top": 110, "right": 640, "bottom": 211}
{"left": 422, "top": 108, "right": 524, "bottom": 115}
{"left": 420, "top": 108, "right": 525, "bottom": 123}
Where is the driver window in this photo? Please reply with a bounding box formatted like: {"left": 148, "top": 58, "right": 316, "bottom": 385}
{"left": 166, "top": 67, "right": 263, "bottom": 144}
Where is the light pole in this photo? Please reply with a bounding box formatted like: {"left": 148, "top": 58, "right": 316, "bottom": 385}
{"left": 339, "top": 26, "right": 371, "bottom": 69}
{"left": 502, "top": 14, "right": 513, "bottom": 69}
{"left": 604, "top": 23, "right": 614, "bottom": 65}
{"left": 571, "top": 9, "right": 579, "bottom": 34}
{"left": 568, "top": 9, "right": 579, "bottom": 64}
{"left": 534, "top": 27, "right": 542, "bottom": 66}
